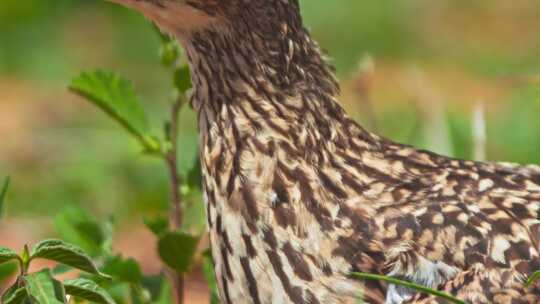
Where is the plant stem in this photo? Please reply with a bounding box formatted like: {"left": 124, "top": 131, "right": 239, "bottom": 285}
{"left": 167, "top": 99, "right": 184, "bottom": 230}
{"left": 168, "top": 271, "right": 185, "bottom": 304}
{"left": 165, "top": 96, "right": 185, "bottom": 304}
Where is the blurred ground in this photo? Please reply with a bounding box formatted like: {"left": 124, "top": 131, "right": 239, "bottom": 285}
{"left": 1, "top": 1, "right": 540, "bottom": 303}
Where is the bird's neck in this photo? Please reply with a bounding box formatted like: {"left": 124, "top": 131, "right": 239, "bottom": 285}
{"left": 182, "top": 17, "right": 380, "bottom": 152}
{"left": 184, "top": 14, "right": 341, "bottom": 119}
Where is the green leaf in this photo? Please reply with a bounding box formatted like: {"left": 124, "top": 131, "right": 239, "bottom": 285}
{"left": 526, "top": 270, "right": 540, "bottom": 288}
{"left": 154, "top": 24, "right": 181, "bottom": 66}
{"left": 157, "top": 232, "right": 198, "bottom": 274}
{"left": 174, "top": 66, "right": 192, "bottom": 93}
{"left": 24, "top": 269, "right": 66, "bottom": 304}
{"left": 129, "top": 284, "right": 151, "bottom": 304}
{"left": 53, "top": 207, "right": 110, "bottom": 257}
{"left": 0, "top": 176, "right": 10, "bottom": 218}
{"left": 0, "top": 247, "right": 20, "bottom": 265}
{"left": 160, "top": 42, "right": 180, "bottom": 66}
{"left": 153, "top": 280, "right": 172, "bottom": 304}
{"left": 137, "top": 274, "right": 165, "bottom": 302}
{"left": 351, "top": 272, "right": 465, "bottom": 304}
{"left": 186, "top": 158, "right": 202, "bottom": 191}
{"left": 30, "top": 239, "right": 110, "bottom": 279}
{"left": 69, "top": 70, "right": 160, "bottom": 153}
{"left": 143, "top": 217, "right": 169, "bottom": 237}
{"left": 0, "top": 262, "right": 18, "bottom": 284}
{"left": 64, "top": 278, "right": 116, "bottom": 304}
{"left": 51, "top": 264, "right": 72, "bottom": 276}
{"left": 94, "top": 281, "right": 127, "bottom": 304}
{"left": 2, "top": 285, "right": 28, "bottom": 304}
{"left": 101, "top": 255, "right": 143, "bottom": 284}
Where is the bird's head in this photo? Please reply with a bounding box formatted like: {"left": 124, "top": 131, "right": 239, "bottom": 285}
{"left": 107, "top": 0, "right": 302, "bottom": 39}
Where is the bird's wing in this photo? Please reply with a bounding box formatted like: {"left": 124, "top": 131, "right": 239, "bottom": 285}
{"left": 362, "top": 157, "right": 540, "bottom": 303}
{"left": 370, "top": 188, "right": 540, "bottom": 303}
{"left": 371, "top": 178, "right": 540, "bottom": 267}
{"left": 404, "top": 266, "right": 540, "bottom": 304}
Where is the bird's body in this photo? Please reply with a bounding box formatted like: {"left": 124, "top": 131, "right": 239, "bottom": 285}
{"left": 110, "top": 0, "right": 540, "bottom": 302}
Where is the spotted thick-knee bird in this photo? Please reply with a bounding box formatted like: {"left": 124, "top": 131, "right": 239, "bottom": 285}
{"left": 108, "top": 0, "right": 540, "bottom": 303}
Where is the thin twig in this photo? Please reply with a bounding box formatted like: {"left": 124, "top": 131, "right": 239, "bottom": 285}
{"left": 167, "top": 98, "right": 184, "bottom": 230}
{"left": 167, "top": 270, "right": 185, "bottom": 304}
{"left": 165, "top": 96, "right": 185, "bottom": 304}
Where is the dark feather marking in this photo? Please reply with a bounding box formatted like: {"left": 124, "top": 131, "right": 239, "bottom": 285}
{"left": 240, "top": 257, "right": 262, "bottom": 304}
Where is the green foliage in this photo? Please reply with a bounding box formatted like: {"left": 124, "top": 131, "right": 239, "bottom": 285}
{"left": 69, "top": 70, "right": 161, "bottom": 154}
{"left": 30, "top": 239, "right": 111, "bottom": 279}
{"left": 174, "top": 66, "right": 192, "bottom": 93}
{"left": 351, "top": 272, "right": 465, "bottom": 304}
{"left": 64, "top": 278, "right": 116, "bottom": 304}
{"left": 151, "top": 279, "right": 172, "bottom": 304}
{"left": 102, "top": 255, "right": 143, "bottom": 284}
{"left": 155, "top": 27, "right": 191, "bottom": 96}
{"left": 0, "top": 262, "right": 18, "bottom": 285}
{"left": 61, "top": 26, "right": 209, "bottom": 304}
{"left": 0, "top": 247, "right": 20, "bottom": 265}
{"left": 160, "top": 42, "right": 180, "bottom": 66}
{"left": 157, "top": 232, "right": 199, "bottom": 274}
{"left": 23, "top": 269, "right": 66, "bottom": 304}
{"left": 0, "top": 242, "right": 116, "bottom": 304}
{"left": 144, "top": 217, "right": 169, "bottom": 237}
{"left": 2, "top": 285, "right": 28, "bottom": 304}
{"left": 54, "top": 208, "right": 112, "bottom": 257}
{"left": 186, "top": 159, "right": 202, "bottom": 191}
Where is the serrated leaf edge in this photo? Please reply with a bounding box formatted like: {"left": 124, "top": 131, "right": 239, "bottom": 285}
{"left": 30, "top": 239, "right": 110, "bottom": 279}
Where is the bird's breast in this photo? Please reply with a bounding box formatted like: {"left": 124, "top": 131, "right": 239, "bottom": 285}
{"left": 199, "top": 131, "right": 379, "bottom": 303}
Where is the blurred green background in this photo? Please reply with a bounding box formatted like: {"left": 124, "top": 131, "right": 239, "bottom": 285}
{"left": 1, "top": 0, "right": 540, "bottom": 240}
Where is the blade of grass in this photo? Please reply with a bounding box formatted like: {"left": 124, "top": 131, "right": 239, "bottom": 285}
{"left": 351, "top": 272, "right": 465, "bottom": 304}
{"left": 0, "top": 177, "right": 10, "bottom": 218}
{"left": 526, "top": 270, "right": 540, "bottom": 288}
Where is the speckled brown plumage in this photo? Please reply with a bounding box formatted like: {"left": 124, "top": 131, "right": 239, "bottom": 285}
{"left": 110, "top": 0, "right": 540, "bottom": 303}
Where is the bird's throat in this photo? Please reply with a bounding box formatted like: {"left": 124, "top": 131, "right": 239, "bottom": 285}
{"left": 182, "top": 21, "right": 344, "bottom": 133}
